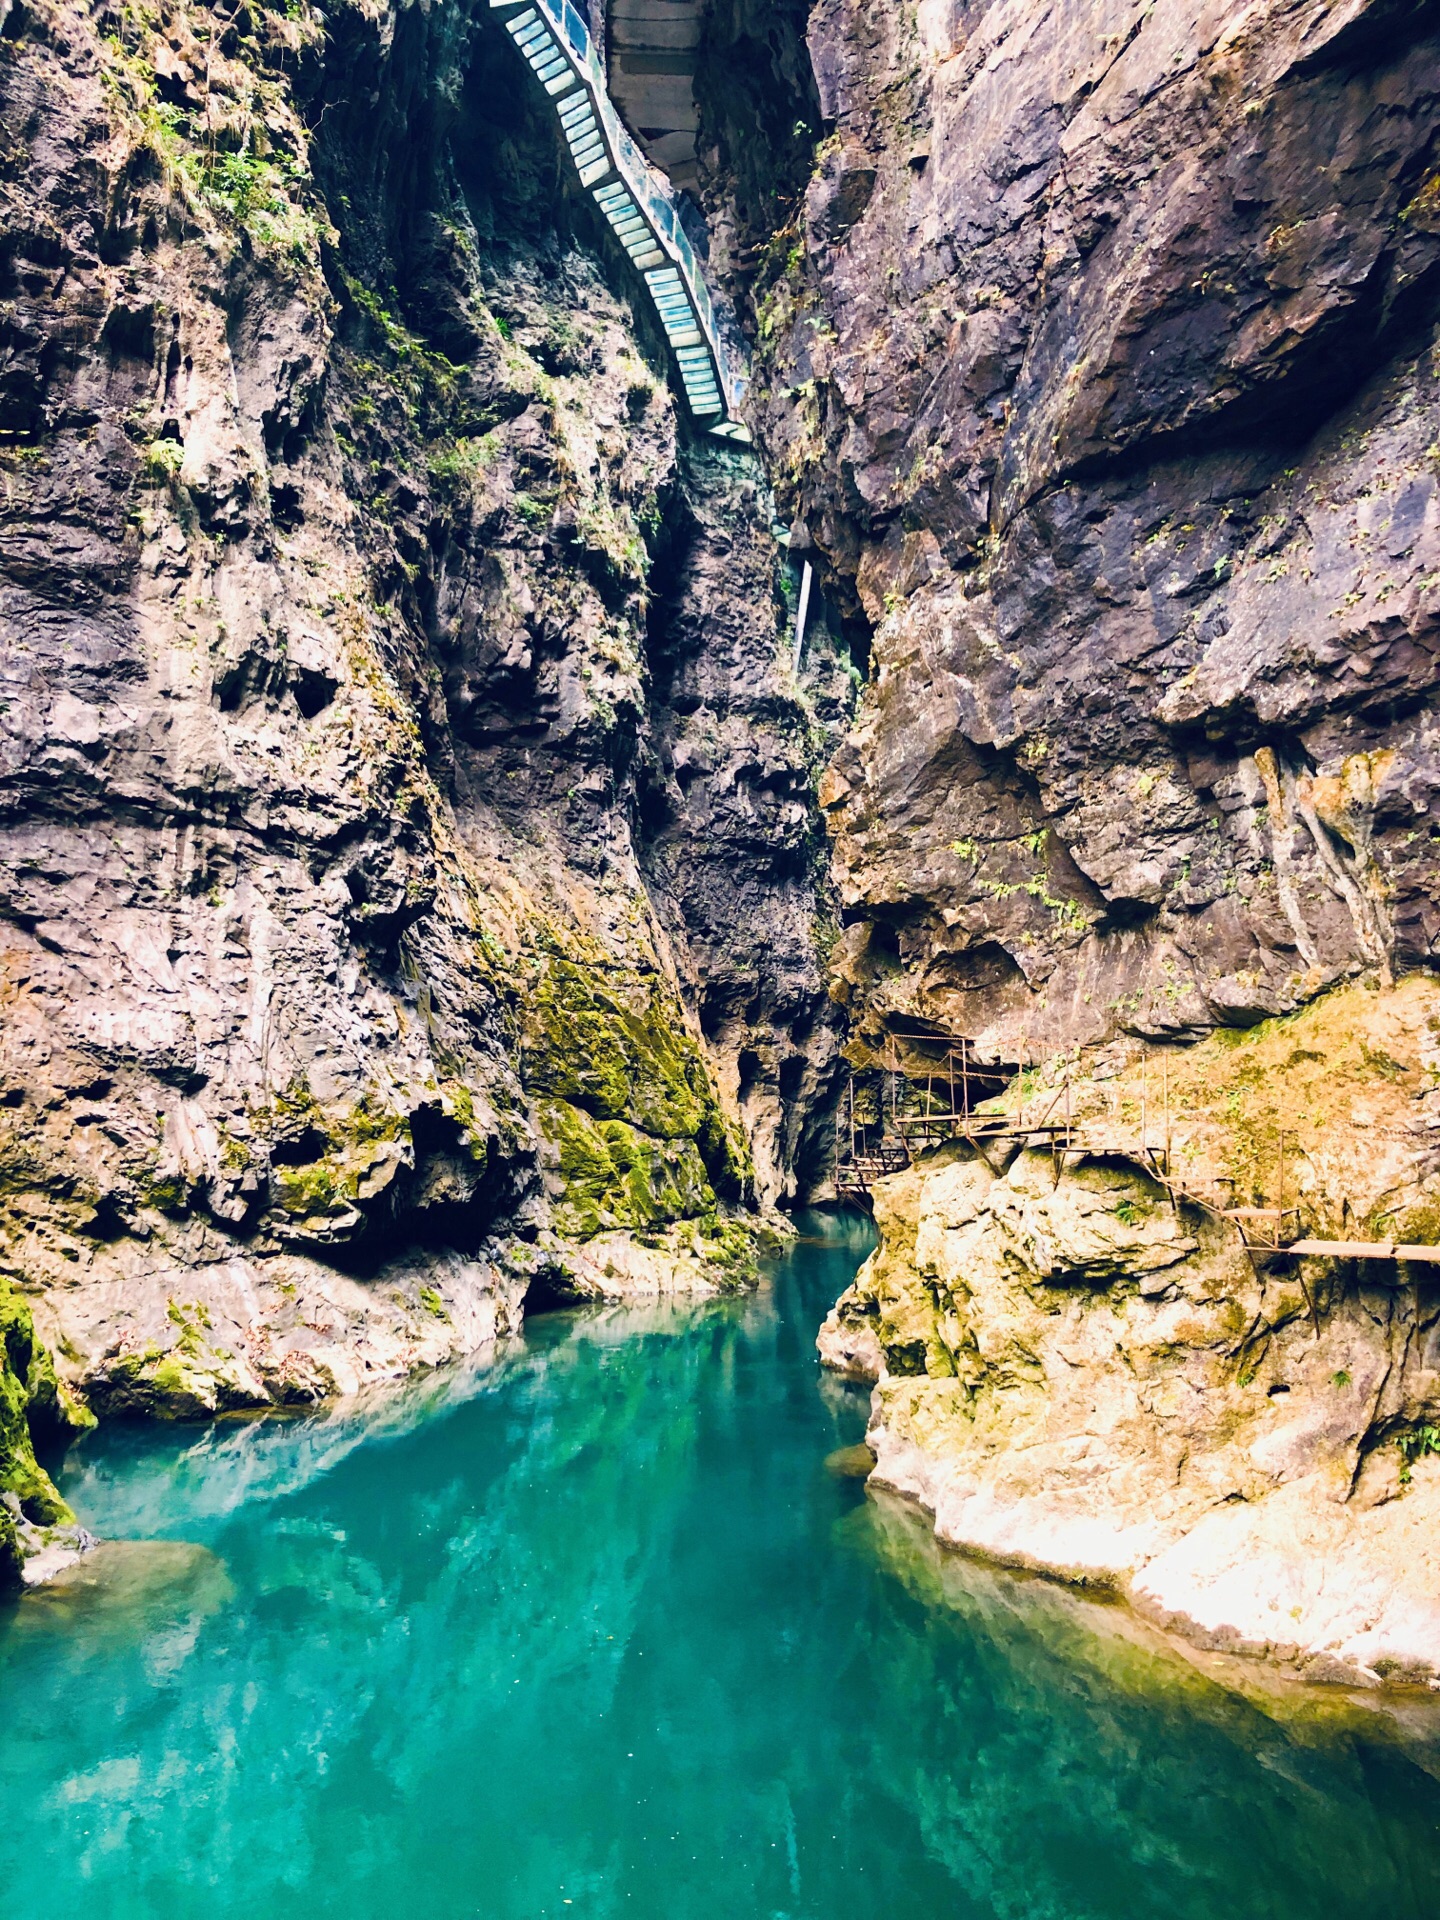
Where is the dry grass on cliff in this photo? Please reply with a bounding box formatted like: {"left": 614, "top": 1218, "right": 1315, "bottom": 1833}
{"left": 1013, "top": 978, "right": 1440, "bottom": 1238}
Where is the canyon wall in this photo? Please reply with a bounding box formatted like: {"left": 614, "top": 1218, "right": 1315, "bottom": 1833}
{"left": 731, "top": 0, "right": 1440, "bottom": 1058}
{"left": 690, "top": 0, "right": 1440, "bottom": 1683}
{"left": 0, "top": 0, "right": 850, "bottom": 1485}
{"left": 8, "top": 0, "right": 1440, "bottom": 1669}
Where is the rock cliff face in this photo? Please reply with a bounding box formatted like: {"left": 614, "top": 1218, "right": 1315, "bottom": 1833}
{"left": 819, "top": 980, "right": 1440, "bottom": 1683}
{"left": 735, "top": 0, "right": 1440, "bottom": 1055}
{"left": 0, "top": 0, "right": 851, "bottom": 1483}
{"left": 686, "top": 0, "right": 1440, "bottom": 1681}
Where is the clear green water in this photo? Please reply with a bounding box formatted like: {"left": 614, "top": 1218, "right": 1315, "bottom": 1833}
{"left": 3, "top": 1216, "right": 1440, "bottom": 1919}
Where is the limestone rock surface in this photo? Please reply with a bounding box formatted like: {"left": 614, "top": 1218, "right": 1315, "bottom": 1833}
{"left": 715, "top": 0, "right": 1440, "bottom": 1060}
{"left": 0, "top": 0, "right": 850, "bottom": 1423}
{"left": 688, "top": 0, "right": 1440, "bottom": 1685}
{"left": 823, "top": 985, "right": 1440, "bottom": 1684}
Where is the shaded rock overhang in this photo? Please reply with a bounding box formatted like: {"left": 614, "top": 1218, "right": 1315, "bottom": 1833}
{"left": 605, "top": 0, "right": 703, "bottom": 191}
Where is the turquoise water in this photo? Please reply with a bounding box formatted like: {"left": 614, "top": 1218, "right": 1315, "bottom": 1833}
{"left": 3, "top": 1216, "right": 1440, "bottom": 1919}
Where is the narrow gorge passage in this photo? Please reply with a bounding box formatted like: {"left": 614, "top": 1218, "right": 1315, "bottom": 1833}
{"left": 4, "top": 1220, "right": 1440, "bottom": 1920}
{"left": 8, "top": 0, "right": 1440, "bottom": 1894}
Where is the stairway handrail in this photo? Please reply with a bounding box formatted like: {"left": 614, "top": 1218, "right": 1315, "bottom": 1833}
{"left": 489, "top": 0, "right": 748, "bottom": 425}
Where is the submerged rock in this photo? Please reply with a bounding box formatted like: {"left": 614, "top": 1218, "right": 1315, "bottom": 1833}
{"left": 823, "top": 1442, "right": 876, "bottom": 1479}
{"left": 10, "top": 1539, "right": 232, "bottom": 1628}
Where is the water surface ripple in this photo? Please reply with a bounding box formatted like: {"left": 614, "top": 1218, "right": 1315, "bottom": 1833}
{"left": 2, "top": 1215, "right": 1439, "bottom": 1918}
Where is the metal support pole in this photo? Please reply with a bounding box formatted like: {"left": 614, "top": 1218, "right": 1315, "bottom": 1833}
{"left": 1162, "top": 1055, "right": 1171, "bottom": 1183}
{"left": 792, "top": 562, "right": 813, "bottom": 671}
{"left": 1018, "top": 1037, "right": 1026, "bottom": 1133}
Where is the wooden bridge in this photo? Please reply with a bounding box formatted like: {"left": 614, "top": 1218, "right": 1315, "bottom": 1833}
{"left": 834, "top": 1029, "right": 1440, "bottom": 1269}
{"left": 490, "top": 0, "right": 750, "bottom": 440}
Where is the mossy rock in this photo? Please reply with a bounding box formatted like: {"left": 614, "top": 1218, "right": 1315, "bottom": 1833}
{"left": 99, "top": 1349, "right": 226, "bottom": 1421}
{"left": 521, "top": 941, "right": 756, "bottom": 1208}
{"left": 0, "top": 1281, "right": 88, "bottom": 1558}
{"left": 694, "top": 1101, "right": 755, "bottom": 1206}
{"left": 260, "top": 1081, "right": 493, "bottom": 1239}
{"left": 541, "top": 1099, "right": 714, "bottom": 1238}
{"left": 0, "top": 1502, "right": 21, "bottom": 1587}
{"left": 93, "top": 1322, "right": 275, "bottom": 1420}
{"left": 521, "top": 955, "right": 710, "bottom": 1139}
{"left": 672, "top": 1213, "right": 772, "bottom": 1285}
{"left": 260, "top": 1083, "right": 446, "bottom": 1239}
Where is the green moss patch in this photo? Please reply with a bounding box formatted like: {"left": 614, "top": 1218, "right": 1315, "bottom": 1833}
{"left": 0, "top": 1281, "right": 92, "bottom": 1562}
{"left": 542, "top": 1100, "right": 715, "bottom": 1239}
{"left": 521, "top": 938, "right": 755, "bottom": 1213}
{"left": 259, "top": 1081, "right": 489, "bottom": 1235}
{"left": 522, "top": 952, "right": 710, "bottom": 1137}
{"left": 1013, "top": 977, "right": 1440, "bottom": 1234}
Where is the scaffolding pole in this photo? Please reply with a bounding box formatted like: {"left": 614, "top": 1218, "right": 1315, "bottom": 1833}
{"left": 792, "top": 562, "right": 813, "bottom": 671}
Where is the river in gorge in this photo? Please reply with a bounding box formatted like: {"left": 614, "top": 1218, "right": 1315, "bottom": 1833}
{"left": 2, "top": 1214, "right": 1440, "bottom": 1919}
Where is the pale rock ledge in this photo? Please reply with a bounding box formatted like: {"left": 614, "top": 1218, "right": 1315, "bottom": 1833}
{"left": 820, "top": 1113, "right": 1440, "bottom": 1689}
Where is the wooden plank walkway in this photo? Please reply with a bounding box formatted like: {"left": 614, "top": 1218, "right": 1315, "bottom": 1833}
{"left": 831, "top": 1042, "right": 1440, "bottom": 1266}
{"left": 1287, "top": 1240, "right": 1440, "bottom": 1262}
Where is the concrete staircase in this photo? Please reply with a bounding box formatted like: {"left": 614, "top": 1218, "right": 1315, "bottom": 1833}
{"left": 606, "top": 0, "right": 704, "bottom": 194}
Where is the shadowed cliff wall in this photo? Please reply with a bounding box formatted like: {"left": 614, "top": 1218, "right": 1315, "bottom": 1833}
{"left": 0, "top": 0, "right": 852, "bottom": 1424}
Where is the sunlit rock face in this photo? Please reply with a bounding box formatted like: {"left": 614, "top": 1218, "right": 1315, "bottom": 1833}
{"left": 724, "top": 0, "right": 1440, "bottom": 1062}
{"left": 825, "top": 1140, "right": 1440, "bottom": 1687}
{"left": 0, "top": 0, "right": 852, "bottom": 1414}
{"left": 819, "top": 977, "right": 1440, "bottom": 1687}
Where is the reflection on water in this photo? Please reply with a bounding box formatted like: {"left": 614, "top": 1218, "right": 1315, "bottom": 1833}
{"left": 849, "top": 1492, "right": 1440, "bottom": 1920}
{"left": 56, "top": 1345, "right": 534, "bottom": 1541}
{"left": 0, "top": 1213, "right": 1436, "bottom": 1920}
